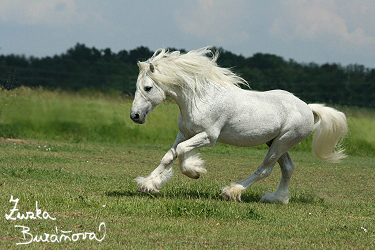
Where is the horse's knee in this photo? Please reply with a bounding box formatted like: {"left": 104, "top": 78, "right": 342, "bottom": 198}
{"left": 284, "top": 163, "right": 295, "bottom": 177}
{"left": 176, "top": 143, "right": 186, "bottom": 157}
{"left": 255, "top": 167, "right": 273, "bottom": 178}
{"left": 160, "top": 149, "right": 177, "bottom": 166}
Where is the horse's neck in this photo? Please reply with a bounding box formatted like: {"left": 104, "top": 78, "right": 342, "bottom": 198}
{"left": 166, "top": 84, "right": 224, "bottom": 119}
{"left": 167, "top": 88, "right": 193, "bottom": 117}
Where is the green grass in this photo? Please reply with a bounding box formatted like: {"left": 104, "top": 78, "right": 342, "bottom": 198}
{"left": 1, "top": 139, "right": 374, "bottom": 249}
{"left": 1, "top": 87, "right": 375, "bottom": 248}
{"left": 0, "top": 87, "right": 179, "bottom": 144}
{"left": 1, "top": 87, "right": 375, "bottom": 156}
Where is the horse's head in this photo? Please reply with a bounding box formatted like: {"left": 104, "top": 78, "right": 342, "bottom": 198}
{"left": 130, "top": 62, "right": 166, "bottom": 124}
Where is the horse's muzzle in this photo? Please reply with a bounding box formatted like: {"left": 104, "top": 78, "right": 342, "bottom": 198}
{"left": 130, "top": 111, "right": 145, "bottom": 124}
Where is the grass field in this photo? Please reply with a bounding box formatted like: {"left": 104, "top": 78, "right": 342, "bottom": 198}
{"left": 1, "top": 88, "right": 375, "bottom": 248}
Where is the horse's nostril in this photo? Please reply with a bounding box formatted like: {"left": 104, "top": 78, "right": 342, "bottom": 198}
{"left": 131, "top": 112, "right": 140, "bottom": 121}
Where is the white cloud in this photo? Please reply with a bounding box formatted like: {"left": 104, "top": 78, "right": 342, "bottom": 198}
{"left": 0, "top": 0, "right": 97, "bottom": 27}
{"left": 270, "top": 0, "right": 375, "bottom": 48}
{"left": 174, "top": 0, "right": 250, "bottom": 46}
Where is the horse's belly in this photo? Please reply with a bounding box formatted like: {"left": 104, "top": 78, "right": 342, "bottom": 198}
{"left": 217, "top": 126, "right": 279, "bottom": 147}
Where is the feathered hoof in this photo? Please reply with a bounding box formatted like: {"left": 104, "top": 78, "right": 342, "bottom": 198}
{"left": 260, "top": 190, "right": 290, "bottom": 204}
{"left": 180, "top": 152, "right": 207, "bottom": 179}
{"left": 182, "top": 166, "right": 207, "bottom": 179}
{"left": 134, "top": 176, "right": 160, "bottom": 193}
{"left": 220, "top": 183, "right": 246, "bottom": 202}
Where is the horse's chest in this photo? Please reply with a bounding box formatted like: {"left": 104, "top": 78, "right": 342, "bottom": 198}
{"left": 178, "top": 116, "right": 208, "bottom": 138}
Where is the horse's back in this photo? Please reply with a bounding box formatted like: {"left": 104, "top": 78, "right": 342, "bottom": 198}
{"left": 217, "top": 88, "right": 314, "bottom": 146}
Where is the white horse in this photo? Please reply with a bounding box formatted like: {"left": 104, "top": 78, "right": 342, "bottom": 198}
{"left": 130, "top": 47, "right": 348, "bottom": 204}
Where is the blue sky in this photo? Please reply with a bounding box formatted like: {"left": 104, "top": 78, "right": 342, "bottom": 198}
{"left": 1, "top": 0, "right": 375, "bottom": 68}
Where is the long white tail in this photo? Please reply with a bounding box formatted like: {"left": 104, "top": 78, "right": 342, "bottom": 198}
{"left": 308, "top": 104, "right": 348, "bottom": 163}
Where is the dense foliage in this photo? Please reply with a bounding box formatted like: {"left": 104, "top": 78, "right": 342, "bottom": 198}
{"left": 1, "top": 43, "right": 374, "bottom": 107}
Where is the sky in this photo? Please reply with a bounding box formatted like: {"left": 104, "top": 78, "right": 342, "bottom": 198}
{"left": 1, "top": 0, "right": 375, "bottom": 68}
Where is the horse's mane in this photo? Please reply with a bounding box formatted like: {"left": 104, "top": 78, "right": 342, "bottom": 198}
{"left": 138, "top": 47, "right": 249, "bottom": 96}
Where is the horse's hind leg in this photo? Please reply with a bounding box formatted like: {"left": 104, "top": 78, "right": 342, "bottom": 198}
{"left": 221, "top": 144, "right": 281, "bottom": 202}
{"left": 221, "top": 137, "right": 296, "bottom": 203}
{"left": 260, "top": 152, "right": 295, "bottom": 204}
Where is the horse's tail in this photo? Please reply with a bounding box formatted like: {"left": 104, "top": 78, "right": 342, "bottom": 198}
{"left": 308, "top": 104, "right": 348, "bottom": 163}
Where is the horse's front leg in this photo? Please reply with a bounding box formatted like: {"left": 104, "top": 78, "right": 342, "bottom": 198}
{"left": 135, "top": 132, "right": 184, "bottom": 193}
{"left": 176, "top": 131, "right": 216, "bottom": 179}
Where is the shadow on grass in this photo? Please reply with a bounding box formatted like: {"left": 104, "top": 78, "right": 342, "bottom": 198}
{"left": 105, "top": 189, "right": 221, "bottom": 200}
{"left": 105, "top": 190, "right": 146, "bottom": 197}
{"left": 290, "top": 192, "right": 325, "bottom": 204}
{"left": 105, "top": 189, "right": 262, "bottom": 203}
{"left": 106, "top": 189, "right": 324, "bottom": 204}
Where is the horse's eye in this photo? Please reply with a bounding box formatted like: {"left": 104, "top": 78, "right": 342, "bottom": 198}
{"left": 144, "top": 86, "right": 152, "bottom": 92}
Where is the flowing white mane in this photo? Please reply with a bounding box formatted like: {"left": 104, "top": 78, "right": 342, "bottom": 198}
{"left": 138, "top": 47, "right": 249, "bottom": 96}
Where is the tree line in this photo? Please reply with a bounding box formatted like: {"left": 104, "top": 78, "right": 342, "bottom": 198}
{"left": 1, "top": 43, "right": 374, "bottom": 107}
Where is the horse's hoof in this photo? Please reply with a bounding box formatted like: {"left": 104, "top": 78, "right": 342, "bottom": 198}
{"left": 221, "top": 183, "right": 245, "bottom": 202}
{"left": 181, "top": 166, "right": 207, "bottom": 179}
{"left": 220, "top": 192, "right": 232, "bottom": 201}
{"left": 260, "top": 190, "right": 289, "bottom": 204}
{"left": 182, "top": 171, "right": 200, "bottom": 179}
{"left": 135, "top": 176, "right": 159, "bottom": 193}
{"left": 137, "top": 186, "right": 159, "bottom": 193}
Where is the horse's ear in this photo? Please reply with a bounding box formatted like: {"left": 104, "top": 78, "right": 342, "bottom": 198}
{"left": 149, "top": 63, "right": 155, "bottom": 73}
{"left": 170, "top": 51, "right": 180, "bottom": 58}
{"left": 137, "top": 61, "right": 147, "bottom": 70}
